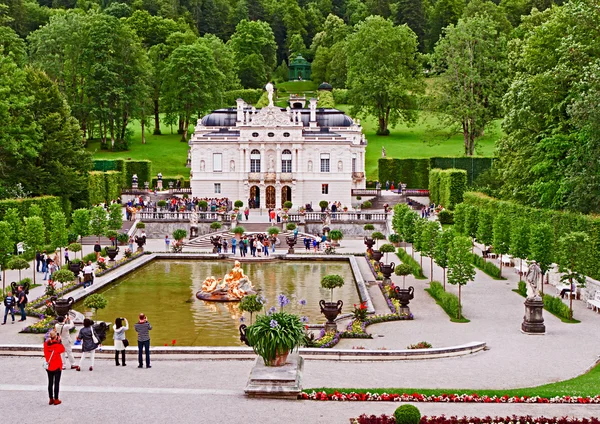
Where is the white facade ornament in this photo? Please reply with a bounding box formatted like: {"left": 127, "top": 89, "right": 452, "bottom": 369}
{"left": 265, "top": 82, "right": 274, "bottom": 107}
{"left": 248, "top": 105, "right": 294, "bottom": 127}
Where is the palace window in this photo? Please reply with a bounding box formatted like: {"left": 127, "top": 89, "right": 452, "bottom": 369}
{"left": 213, "top": 153, "right": 222, "bottom": 172}
{"left": 214, "top": 183, "right": 221, "bottom": 193}
{"left": 281, "top": 149, "right": 292, "bottom": 173}
{"left": 352, "top": 153, "right": 357, "bottom": 173}
{"left": 250, "top": 149, "right": 261, "bottom": 172}
{"left": 322, "top": 184, "right": 329, "bottom": 194}
{"left": 320, "top": 153, "right": 330, "bottom": 172}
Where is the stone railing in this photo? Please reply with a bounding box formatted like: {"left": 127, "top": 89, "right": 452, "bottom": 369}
{"left": 287, "top": 212, "right": 388, "bottom": 223}
{"left": 351, "top": 189, "right": 381, "bottom": 196}
{"left": 136, "top": 211, "right": 231, "bottom": 222}
{"left": 168, "top": 187, "right": 192, "bottom": 194}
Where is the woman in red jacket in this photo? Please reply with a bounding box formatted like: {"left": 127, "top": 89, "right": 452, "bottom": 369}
{"left": 44, "top": 329, "right": 65, "bottom": 405}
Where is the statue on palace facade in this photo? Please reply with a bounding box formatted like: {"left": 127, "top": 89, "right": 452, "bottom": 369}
{"left": 265, "top": 82, "right": 274, "bottom": 107}
{"left": 196, "top": 260, "right": 256, "bottom": 302}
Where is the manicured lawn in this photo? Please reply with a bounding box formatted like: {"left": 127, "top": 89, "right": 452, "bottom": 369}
{"left": 337, "top": 105, "right": 502, "bottom": 180}
{"left": 278, "top": 80, "right": 318, "bottom": 92}
{"left": 308, "top": 363, "right": 600, "bottom": 398}
{"left": 87, "top": 119, "right": 191, "bottom": 178}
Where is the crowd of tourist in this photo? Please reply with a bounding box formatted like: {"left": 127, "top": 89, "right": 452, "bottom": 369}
{"left": 124, "top": 196, "right": 231, "bottom": 220}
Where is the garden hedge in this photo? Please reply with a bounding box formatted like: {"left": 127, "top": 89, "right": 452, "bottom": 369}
{"left": 429, "top": 168, "right": 466, "bottom": 210}
{"left": 378, "top": 158, "right": 493, "bottom": 188}
{"left": 92, "top": 159, "right": 125, "bottom": 173}
{"left": 104, "top": 171, "right": 123, "bottom": 202}
{"left": 88, "top": 172, "right": 106, "bottom": 206}
{"left": 123, "top": 160, "right": 152, "bottom": 187}
{"left": 0, "top": 196, "right": 63, "bottom": 223}
{"left": 462, "top": 192, "right": 600, "bottom": 280}
{"left": 222, "top": 89, "right": 263, "bottom": 106}
{"left": 318, "top": 90, "right": 335, "bottom": 108}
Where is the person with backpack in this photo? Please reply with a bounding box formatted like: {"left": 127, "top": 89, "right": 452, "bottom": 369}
{"left": 76, "top": 319, "right": 99, "bottom": 371}
{"left": 17, "top": 286, "right": 27, "bottom": 321}
{"left": 2, "top": 291, "right": 16, "bottom": 324}
{"left": 55, "top": 316, "right": 78, "bottom": 370}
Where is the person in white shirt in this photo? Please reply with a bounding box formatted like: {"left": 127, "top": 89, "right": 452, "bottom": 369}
{"left": 83, "top": 261, "right": 94, "bottom": 288}
{"left": 255, "top": 240, "right": 263, "bottom": 257}
{"left": 55, "top": 316, "right": 79, "bottom": 370}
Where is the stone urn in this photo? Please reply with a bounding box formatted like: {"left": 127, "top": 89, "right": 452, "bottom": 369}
{"left": 364, "top": 236, "right": 375, "bottom": 250}
{"left": 106, "top": 246, "right": 119, "bottom": 261}
{"left": 239, "top": 324, "right": 250, "bottom": 346}
{"left": 135, "top": 235, "right": 146, "bottom": 251}
{"left": 393, "top": 286, "right": 414, "bottom": 315}
{"left": 379, "top": 262, "right": 396, "bottom": 281}
{"left": 371, "top": 250, "right": 383, "bottom": 262}
{"left": 68, "top": 262, "right": 82, "bottom": 275}
{"left": 319, "top": 299, "right": 343, "bottom": 332}
{"left": 286, "top": 235, "right": 297, "bottom": 254}
{"left": 51, "top": 296, "right": 75, "bottom": 317}
{"left": 210, "top": 235, "right": 222, "bottom": 253}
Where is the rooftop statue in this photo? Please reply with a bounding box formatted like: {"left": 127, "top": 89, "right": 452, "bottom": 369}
{"left": 265, "top": 82, "right": 274, "bottom": 107}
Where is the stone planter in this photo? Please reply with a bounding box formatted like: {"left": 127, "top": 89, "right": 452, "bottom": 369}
{"left": 286, "top": 235, "right": 297, "bottom": 254}
{"left": 393, "top": 286, "right": 414, "bottom": 315}
{"left": 239, "top": 324, "right": 250, "bottom": 346}
{"left": 371, "top": 250, "right": 383, "bottom": 262}
{"left": 52, "top": 297, "right": 75, "bottom": 317}
{"left": 364, "top": 237, "right": 375, "bottom": 250}
{"left": 265, "top": 350, "right": 289, "bottom": 367}
{"left": 379, "top": 262, "right": 395, "bottom": 281}
{"left": 68, "top": 262, "right": 82, "bottom": 275}
{"left": 319, "top": 300, "right": 343, "bottom": 332}
{"left": 106, "top": 247, "right": 119, "bottom": 261}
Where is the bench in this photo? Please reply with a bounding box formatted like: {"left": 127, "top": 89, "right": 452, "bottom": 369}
{"left": 587, "top": 291, "right": 600, "bottom": 312}
{"left": 16, "top": 242, "right": 24, "bottom": 255}
{"left": 556, "top": 284, "right": 577, "bottom": 299}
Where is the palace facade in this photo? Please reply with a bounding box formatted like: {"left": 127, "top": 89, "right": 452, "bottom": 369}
{"left": 188, "top": 98, "right": 366, "bottom": 209}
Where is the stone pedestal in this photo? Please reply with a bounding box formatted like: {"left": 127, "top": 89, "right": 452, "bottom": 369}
{"left": 398, "top": 306, "right": 411, "bottom": 316}
{"left": 324, "top": 322, "right": 337, "bottom": 333}
{"left": 522, "top": 297, "right": 545, "bottom": 334}
{"left": 157, "top": 180, "right": 163, "bottom": 190}
{"left": 245, "top": 354, "right": 303, "bottom": 399}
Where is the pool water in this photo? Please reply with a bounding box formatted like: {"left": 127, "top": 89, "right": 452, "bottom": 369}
{"left": 75, "top": 260, "right": 359, "bottom": 346}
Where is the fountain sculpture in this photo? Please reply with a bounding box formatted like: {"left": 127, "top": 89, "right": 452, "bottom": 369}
{"left": 196, "top": 260, "right": 256, "bottom": 302}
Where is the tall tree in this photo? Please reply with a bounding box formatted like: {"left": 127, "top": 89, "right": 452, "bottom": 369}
{"left": 50, "top": 212, "right": 69, "bottom": 266}
{"left": 434, "top": 228, "right": 455, "bottom": 288}
{"left": 447, "top": 235, "right": 475, "bottom": 319}
{"left": 557, "top": 232, "right": 589, "bottom": 320}
{"left": 402, "top": 210, "right": 418, "bottom": 258}
{"left": 476, "top": 209, "right": 493, "bottom": 260}
{"left": 463, "top": 205, "right": 478, "bottom": 251}
{"left": 432, "top": 13, "right": 508, "bottom": 155}
{"left": 107, "top": 203, "right": 123, "bottom": 232}
{"left": 510, "top": 218, "right": 530, "bottom": 274}
{"left": 492, "top": 212, "right": 511, "bottom": 278}
{"left": 0, "top": 221, "right": 14, "bottom": 291}
{"left": 422, "top": 220, "right": 441, "bottom": 281}
{"left": 3, "top": 208, "right": 21, "bottom": 244}
{"left": 23, "top": 216, "right": 45, "bottom": 285}
{"left": 162, "top": 42, "right": 225, "bottom": 141}
{"left": 529, "top": 223, "right": 553, "bottom": 292}
{"left": 427, "top": 0, "right": 464, "bottom": 51}
{"left": 346, "top": 16, "right": 424, "bottom": 135}
{"left": 393, "top": 0, "right": 427, "bottom": 52}
{"left": 89, "top": 206, "right": 108, "bottom": 244}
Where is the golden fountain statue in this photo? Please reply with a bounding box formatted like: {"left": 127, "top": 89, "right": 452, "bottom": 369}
{"left": 196, "top": 260, "right": 256, "bottom": 302}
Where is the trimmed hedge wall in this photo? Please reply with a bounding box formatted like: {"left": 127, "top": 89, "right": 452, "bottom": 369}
{"left": 93, "top": 159, "right": 124, "bottom": 173}
{"left": 0, "top": 196, "right": 63, "bottom": 222}
{"left": 463, "top": 192, "right": 600, "bottom": 280}
{"left": 105, "top": 171, "right": 123, "bottom": 202}
{"left": 88, "top": 172, "right": 106, "bottom": 206}
{"left": 222, "top": 89, "right": 263, "bottom": 106}
{"left": 150, "top": 176, "right": 190, "bottom": 188}
{"left": 379, "top": 158, "right": 429, "bottom": 188}
{"left": 378, "top": 157, "right": 493, "bottom": 188}
{"left": 429, "top": 168, "right": 466, "bottom": 210}
{"left": 123, "top": 160, "right": 152, "bottom": 187}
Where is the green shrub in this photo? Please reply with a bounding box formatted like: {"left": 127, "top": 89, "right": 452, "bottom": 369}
{"left": 136, "top": 222, "right": 145, "bottom": 229}
{"left": 198, "top": 200, "right": 208, "bottom": 210}
{"left": 124, "top": 160, "right": 152, "bottom": 187}
{"left": 332, "top": 88, "right": 349, "bottom": 104}
{"left": 429, "top": 168, "right": 442, "bottom": 204}
{"left": 317, "top": 90, "right": 335, "bottom": 108}
{"left": 396, "top": 248, "right": 426, "bottom": 279}
{"left": 210, "top": 222, "right": 222, "bottom": 230}
{"left": 364, "top": 224, "right": 375, "bottom": 231}
{"left": 438, "top": 209, "right": 454, "bottom": 225}
{"left": 319, "top": 200, "right": 329, "bottom": 210}
{"left": 362, "top": 200, "right": 372, "bottom": 208}
{"left": 267, "top": 226, "right": 280, "bottom": 235}
{"left": 379, "top": 158, "right": 429, "bottom": 189}
{"left": 173, "top": 228, "right": 187, "bottom": 241}
{"left": 394, "top": 404, "right": 421, "bottom": 424}
{"left": 84, "top": 293, "right": 108, "bottom": 313}
{"left": 88, "top": 172, "right": 106, "bottom": 205}
{"left": 157, "top": 200, "right": 167, "bottom": 208}
{"left": 232, "top": 226, "right": 245, "bottom": 235}
{"left": 468, "top": 253, "right": 503, "bottom": 279}
{"left": 104, "top": 171, "right": 123, "bottom": 202}
{"left": 543, "top": 294, "right": 572, "bottom": 320}
{"left": 329, "top": 229, "right": 343, "bottom": 241}
{"left": 150, "top": 176, "right": 188, "bottom": 189}
{"left": 388, "top": 234, "right": 400, "bottom": 243}
{"left": 222, "top": 88, "right": 263, "bottom": 105}
{"left": 283, "top": 201, "right": 293, "bottom": 209}
{"left": 426, "top": 281, "right": 465, "bottom": 320}
{"left": 286, "top": 222, "right": 297, "bottom": 231}
{"left": 517, "top": 281, "right": 527, "bottom": 297}
{"left": 234, "top": 200, "right": 244, "bottom": 208}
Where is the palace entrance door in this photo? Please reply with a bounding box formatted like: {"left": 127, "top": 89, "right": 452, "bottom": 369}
{"left": 281, "top": 186, "right": 292, "bottom": 207}
{"left": 250, "top": 186, "right": 260, "bottom": 208}
{"left": 266, "top": 186, "right": 276, "bottom": 209}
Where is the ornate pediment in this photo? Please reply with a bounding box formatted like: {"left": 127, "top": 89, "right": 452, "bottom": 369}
{"left": 247, "top": 106, "right": 297, "bottom": 127}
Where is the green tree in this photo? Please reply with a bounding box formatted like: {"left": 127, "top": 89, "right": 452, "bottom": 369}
{"left": 529, "top": 223, "right": 553, "bottom": 293}
{"left": 393, "top": 0, "right": 427, "bottom": 52}
{"left": 228, "top": 20, "right": 277, "bottom": 88}
{"left": 3, "top": 208, "right": 21, "bottom": 244}
{"left": 346, "top": 16, "right": 424, "bottom": 135}
{"left": 402, "top": 211, "right": 418, "bottom": 258}
{"left": 413, "top": 217, "right": 427, "bottom": 268}
{"left": 476, "top": 209, "right": 494, "bottom": 260}
{"left": 50, "top": 212, "right": 69, "bottom": 264}
{"left": 434, "top": 228, "right": 455, "bottom": 288}
{"left": 432, "top": 14, "right": 508, "bottom": 155}
{"left": 427, "top": 0, "right": 464, "bottom": 51}
{"left": 510, "top": 219, "right": 530, "bottom": 274}
{"left": 162, "top": 43, "right": 225, "bottom": 141}
{"left": 89, "top": 206, "right": 108, "bottom": 243}
{"left": 107, "top": 203, "right": 123, "bottom": 231}
{"left": 447, "top": 235, "right": 475, "bottom": 319}
{"left": 422, "top": 220, "right": 441, "bottom": 281}
{"left": 392, "top": 203, "right": 411, "bottom": 237}
{"left": 0, "top": 26, "right": 27, "bottom": 66}
{"left": 71, "top": 208, "right": 90, "bottom": 251}
{"left": 463, "top": 205, "right": 478, "bottom": 251}
{"left": 24, "top": 216, "right": 45, "bottom": 285}
{"left": 452, "top": 202, "right": 468, "bottom": 235}
{"left": 0, "top": 221, "right": 13, "bottom": 291}
{"left": 492, "top": 213, "right": 511, "bottom": 278}
{"left": 557, "top": 232, "right": 590, "bottom": 320}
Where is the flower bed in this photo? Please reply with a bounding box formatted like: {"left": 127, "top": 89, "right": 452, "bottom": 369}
{"left": 301, "top": 391, "right": 600, "bottom": 403}
{"left": 29, "top": 281, "right": 84, "bottom": 310}
{"left": 379, "top": 282, "right": 397, "bottom": 313}
{"left": 95, "top": 251, "right": 145, "bottom": 277}
{"left": 21, "top": 316, "right": 56, "bottom": 334}
{"left": 350, "top": 416, "right": 600, "bottom": 424}
{"left": 366, "top": 259, "right": 384, "bottom": 280}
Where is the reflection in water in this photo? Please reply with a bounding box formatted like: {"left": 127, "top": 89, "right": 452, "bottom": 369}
{"left": 75, "top": 260, "right": 359, "bottom": 346}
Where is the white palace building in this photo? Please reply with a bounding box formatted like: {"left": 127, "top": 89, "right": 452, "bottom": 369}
{"left": 188, "top": 90, "right": 367, "bottom": 209}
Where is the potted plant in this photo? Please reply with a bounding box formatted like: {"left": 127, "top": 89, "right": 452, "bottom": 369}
{"left": 105, "top": 244, "right": 119, "bottom": 261}
{"left": 342, "top": 205, "right": 348, "bottom": 212}
{"left": 319, "top": 274, "right": 345, "bottom": 331}
{"left": 378, "top": 243, "right": 396, "bottom": 281}
{"left": 117, "top": 233, "right": 129, "bottom": 246}
{"left": 172, "top": 229, "right": 187, "bottom": 252}
{"left": 68, "top": 242, "right": 82, "bottom": 261}
{"left": 389, "top": 233, "right": 401, "bottom": 247}
{"left": 136, "top": 222, "right": 146, "bottom": 230}
{"left": 232, "top": 226, "right": 246, "bottom": 238}
{"left": 157, "top": 200, "right": 167, "bottom": 210}
{"left": 395, "top": 264, "right": 413, "bottom": 289}
{"left": 328, "top": 229, "right": 343, "bottom": 247}
{"left": 198, "top": 200, "right": 208, "bottom": 211}
{"left": 68, "top": 258, "right": 83, "bottom": 275}
{"left": 210, "top": 221, "right": 222, "bottom": 231}
{"left": 8, "top": 257, "right": 30, "bottom": 281}
{"left": 234, "top": 200, "right": 244, "bottom": 209}
{"left": 283, "top": 201, "right": 293, "bottom": 211}
{"left": 245, "top": 311, "right": 306, "bottom": 367}
{"left": 370, "top": 232, "right": 386, "bottom": 261}
{"left": 286, "top": 222, "right": 297, "bottom": 232}
{"left": 319, "top": 200, "right": 329, "bottom": 212}
{"left": 83, "top": 293, "right": 108, "bottom": 318}
{"left": 363, "top": 224, "right": 376, "bottom": 250}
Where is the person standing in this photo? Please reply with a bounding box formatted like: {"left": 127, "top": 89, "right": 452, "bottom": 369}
{"left": 164, "top": 235, "right": 171, "bottom": 252}
{"left": 113, "top": 317, "right": 129, "bottom": 367}
{"left": 231, "top": 237, "right": 237, "bottom": 255}
{"left": 93, "top": 242, "right": 102, "bottom": 260}
{"left": 222, "top": 238, "right": 228, "bottom": 253}
{"left": 2, "top": 291, "right": 15, "bottom": 324}
{"left": 16, "top": 286, "right": 27, "bottom": 321}
{"left": 128, "top": 236, "right": 134, "bottom": 252}
{"left": 82, "top": 261, "right": 94, "bottom": 289}
{"left": 244, "top": 207, "right": 249, "bottom": 220}
{"left": 64, "top": 248, "right": 70, "bottom": 265}
{"left": 55, "top": 316, "right": 78, "bottom": 370}
{"left": 76, "top": 319, "right": 99, "bottom": 371}
{"left": 36, "top": 251, "right": 42, "bottom": 273}
{"left": 44, "top": 329, "right": 65, "bottom": 405}
{"left": 134, "top": 313, "right": 152, "bottom": 369}
{"left": 256, "top": 239, "right": 263, "bottom": 257}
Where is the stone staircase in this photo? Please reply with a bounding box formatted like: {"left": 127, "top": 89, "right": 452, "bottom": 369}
{"left": 184, "top": 226, "right": 320, "bottom": 250}
{"left": 366, "top": 192, "right": 406, "bottom": 210}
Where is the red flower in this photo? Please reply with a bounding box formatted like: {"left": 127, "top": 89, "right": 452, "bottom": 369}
{"left": 172, "top": 339, "right": 176, "bottom": 345}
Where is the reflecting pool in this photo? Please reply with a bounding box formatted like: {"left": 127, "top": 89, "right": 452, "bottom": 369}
{"left": 75, "top": 260, "right": 359, "bottom": 346}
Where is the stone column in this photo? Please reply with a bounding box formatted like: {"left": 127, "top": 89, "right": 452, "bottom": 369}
{"left": 521, "top": 297, "right": 545, "bottom": 334}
